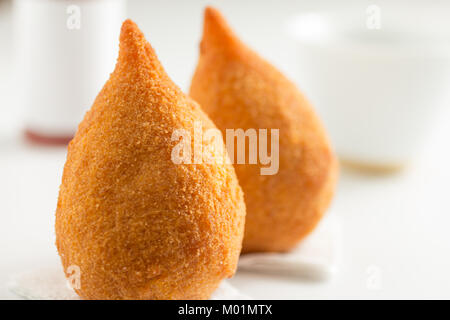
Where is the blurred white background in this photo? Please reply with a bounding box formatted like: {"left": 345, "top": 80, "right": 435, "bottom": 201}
{"left": 1, "top": 0, "right": 450, "bottom": 299}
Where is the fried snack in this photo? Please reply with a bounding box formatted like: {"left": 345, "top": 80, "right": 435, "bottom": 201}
{"left": 55, "top": 19, "right": 246, "bottom": 300}
{"left": 190, "top": 7, "right": 338, "bottom": 253}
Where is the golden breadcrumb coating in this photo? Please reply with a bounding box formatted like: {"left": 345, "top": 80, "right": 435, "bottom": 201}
{"left": 55, "top": 19, "right": 246, "bottom": 300}
{"left": 190, "top": 7, "right": 338, "bottom": 253}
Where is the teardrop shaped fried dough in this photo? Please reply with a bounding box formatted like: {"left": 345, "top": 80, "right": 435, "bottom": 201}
{"left": 190, "top": 8, "right": 338, "bottom": 253}
{"left": 55, "top": 19, "right": 246, "bottom": 300}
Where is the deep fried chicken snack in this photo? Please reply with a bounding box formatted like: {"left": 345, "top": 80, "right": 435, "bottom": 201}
{"left": 55, "top": 19, "right": 245, "bottom": 300}
{"left": 190, "top": 7, "right": 338, "bottom": 253}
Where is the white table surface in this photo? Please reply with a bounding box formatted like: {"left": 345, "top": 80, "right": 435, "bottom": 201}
{"left": 1, "top": 0, "right": 450, "bottom": 299}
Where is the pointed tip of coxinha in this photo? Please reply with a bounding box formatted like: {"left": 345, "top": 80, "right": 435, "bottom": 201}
{"left": 117, "top": 19, "right": 165, "bottom": 78}
{"left": 119, "top": 18, "right": 148, "bottom": 60}
{"left": 120, "top": 18, "right": 141, "bottom": 38}
{"left": 201, "top": 7, "right": 239, "bottom": 53}
{"left": 203, "top": 6, "right": 229, "bottom": 33}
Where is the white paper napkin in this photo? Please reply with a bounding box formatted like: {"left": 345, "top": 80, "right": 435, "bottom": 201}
{"left": 237, "top": 214, "right": 341, "bottom": 280}
{"left": 8, "top": 264, "right": 250, "bottom": 300}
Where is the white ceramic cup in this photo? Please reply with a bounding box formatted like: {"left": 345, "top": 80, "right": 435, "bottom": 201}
{"left": 13, "top": 0, "right": 126, "bottom": 143}
{"left": 287, "top": 7, "right": 450, "bottom": 170}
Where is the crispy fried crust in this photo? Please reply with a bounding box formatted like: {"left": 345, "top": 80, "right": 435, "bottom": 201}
{"left": 190, "top": 7, "right": 338, "bottom": 253}
{"left": 55, "top": 20, "right": 246, "bottom": 300}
